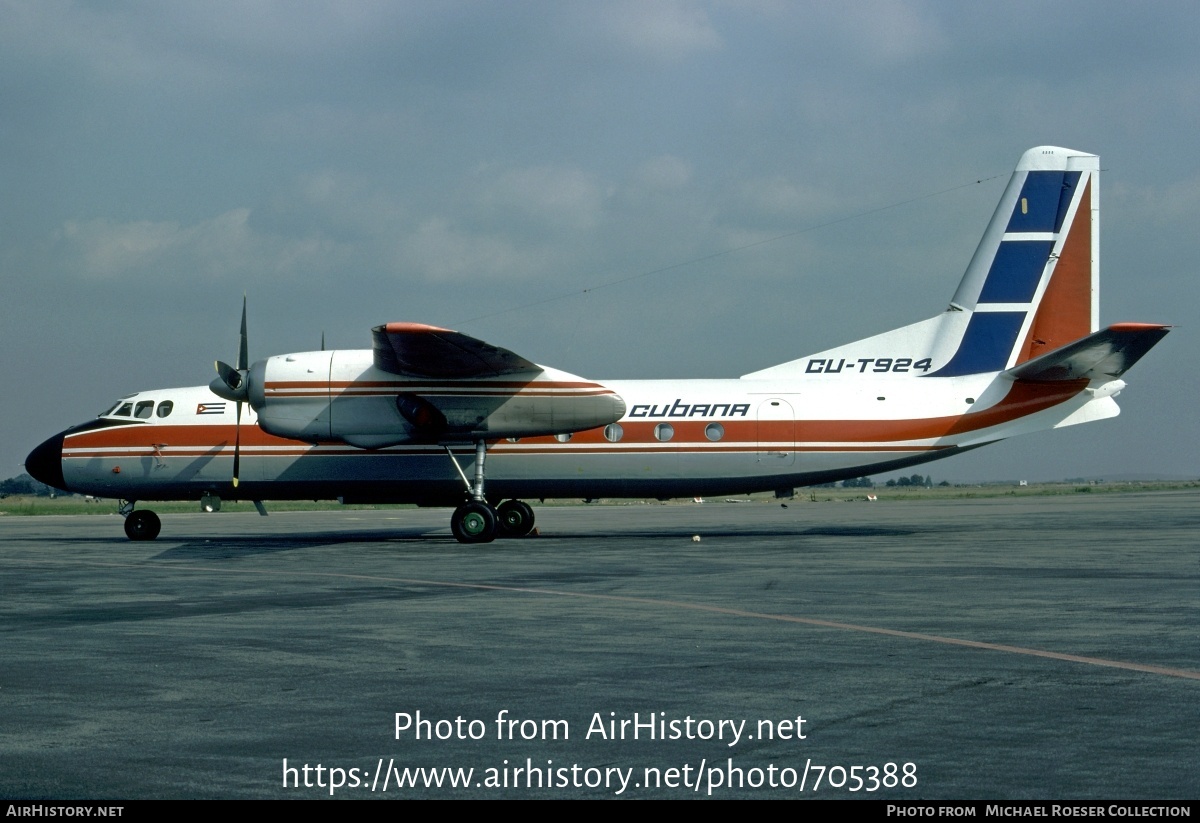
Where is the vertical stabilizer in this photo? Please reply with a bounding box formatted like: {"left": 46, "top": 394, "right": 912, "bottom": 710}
{"left": 932, "top": 146, "right": 1099, "bottom": 376}
{"left": 744, "top": 146, "right": 1102, "bottom": 381}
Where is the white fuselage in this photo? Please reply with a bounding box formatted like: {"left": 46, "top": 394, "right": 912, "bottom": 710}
{"left": 48, "top": 352, "right": 1105, "bottom": 505}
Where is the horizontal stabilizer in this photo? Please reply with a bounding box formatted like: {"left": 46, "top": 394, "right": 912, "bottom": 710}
{"left": 1002, "top": 323, "right": 1169, "bottom": 382}
{"left": 371, "top": 323, "right": 542, "bottom": 378}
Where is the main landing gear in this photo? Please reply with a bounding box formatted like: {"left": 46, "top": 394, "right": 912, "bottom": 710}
{"left": 120, "top": 500, "right": 162, "bottom": 541}
{"left": 445, "top": 442, "right": 535, "bottom": 544}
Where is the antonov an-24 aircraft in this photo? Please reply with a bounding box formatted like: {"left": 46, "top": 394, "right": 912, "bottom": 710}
{"left": 26, "top": 146, "right": 1169, "bottom": 543}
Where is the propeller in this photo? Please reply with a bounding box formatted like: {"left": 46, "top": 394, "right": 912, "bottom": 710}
{"left": 210, "top": 297, "right": 250, "bottom": 488}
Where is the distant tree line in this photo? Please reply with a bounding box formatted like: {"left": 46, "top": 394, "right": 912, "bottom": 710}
{"left": 813, "top": 474, "right": 951, "bottom": 490}
{"left": 0, "top": 474, "right": 57, "bottom": 497}
{"left": 886, "top": 474, "right": 934, "bottom": 488}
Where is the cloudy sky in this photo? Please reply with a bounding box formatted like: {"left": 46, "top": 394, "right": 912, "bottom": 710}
{"left": 4, "top": 1, "right": 1197, "bottom": 483}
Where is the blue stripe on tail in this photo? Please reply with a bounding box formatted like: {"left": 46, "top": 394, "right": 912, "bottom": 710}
{"left": 930, "top": 312, "right": 1026, "bottom": 377}
{"left": 1006, "top": 171, "right": 1081, "bottom": 233}
{"left": 978, "top": 241, "right": 1055, "bottom": 303}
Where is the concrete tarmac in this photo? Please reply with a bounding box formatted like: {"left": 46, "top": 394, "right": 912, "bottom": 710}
{"left": 2, "top": 492, "right": 1198, "bottom": 799}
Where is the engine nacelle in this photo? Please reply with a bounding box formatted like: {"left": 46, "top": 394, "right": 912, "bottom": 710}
{"left": 250, "top": 349, "right": 626, "bottom": 448}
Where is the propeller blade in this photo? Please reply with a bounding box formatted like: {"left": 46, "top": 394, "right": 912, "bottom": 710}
{"left": 237, "top": 295, "right": 249, "bottom": 372}
{"left": 213, "top": 296, "right": 250, "bottom": 489}
{"left": 214, "top": 360, "right": 243, "bottom": 390}
{"left": 232, "top": 400, "right": 242, "bottom": 488}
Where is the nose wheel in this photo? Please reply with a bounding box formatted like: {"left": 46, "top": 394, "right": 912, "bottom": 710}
{"left": 123, "top": 508, "right": 162, "bottom": 541}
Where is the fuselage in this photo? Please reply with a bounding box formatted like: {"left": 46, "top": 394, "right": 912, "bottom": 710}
{"left": 26, "top": 350, "right": 1099, "bottom": 506}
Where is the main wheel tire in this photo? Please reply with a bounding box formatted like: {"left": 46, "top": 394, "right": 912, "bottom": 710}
{"left": 496, "top": 500, "right": 535, "bottom": 537}
{"left": 124, "top": 510, "right": 162, "bottom": 541}
{"left": 451, "top": 501, "right": 497, "bottom": 544}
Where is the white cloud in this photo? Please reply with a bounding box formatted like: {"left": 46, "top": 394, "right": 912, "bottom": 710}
{"left": 594, "top": 0, "right": 723, "bottom": 60}
{"left": 733, "top": 177, "right": 832, "bottom": 223}
{"left": 839, "top": 0, "right": 946, "bottom": 63}
{"left": 402, "top": 217, "right": 557, "bottom": 283}
{"left": 291, "top": 170, "right": 413, "bottom": 240}
{"left": 57, "top": 209, "right": 347, "bottom": 280}
{"left": 634, "top": 155, "right": 693, "bottom": 190}
{"left": 476, "top": 165, "right": 611, "bottom": 231}
{"left": 1111, "top": 176, "right": 1200, "bottom": 225}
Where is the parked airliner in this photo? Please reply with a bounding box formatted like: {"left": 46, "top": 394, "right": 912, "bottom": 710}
{"left": 26, "top": 147, "right": 1168, "bottom": 543}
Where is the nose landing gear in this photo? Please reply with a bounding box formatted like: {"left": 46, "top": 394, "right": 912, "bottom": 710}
{"left": 119, "top": 500, "right": 162, "bottom": 541}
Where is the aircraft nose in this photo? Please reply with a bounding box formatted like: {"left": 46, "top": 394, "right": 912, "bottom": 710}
{"left": 26, "top": 432, "right": 66, "bottom": 491}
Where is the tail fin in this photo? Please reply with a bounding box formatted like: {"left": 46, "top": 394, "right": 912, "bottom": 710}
{"left": 933, "top": 145, "right": 1099, "bottom": 376}
{"left": 744, "top": 146, "right": 1102, "bottom": 380}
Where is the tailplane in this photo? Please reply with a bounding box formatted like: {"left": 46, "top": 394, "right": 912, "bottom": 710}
{"left": 745, "top": 146, "right": 1118, "bottom": 380}
{"left": 1003, "top": 323, "right": 1169, "bottom": 384}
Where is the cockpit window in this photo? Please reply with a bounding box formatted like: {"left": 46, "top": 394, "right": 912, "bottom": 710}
{"left": 98, "top": 402, "right": 122, "bottom": 417}
{"left": 134, "top": 400, "right": 154, "bottom": 419}
{"left": 114, "top": 403, "right": 133, "bottom": 417}
{"left": 156, "top": 401, "right": 174, "bottom": 418}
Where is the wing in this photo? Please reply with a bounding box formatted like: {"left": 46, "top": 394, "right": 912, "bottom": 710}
{"left": 371, "top": 323, "right": 542, "bottom": 378}
{"left": 1003, "top": 323, "right": 1170, "bottom": 382}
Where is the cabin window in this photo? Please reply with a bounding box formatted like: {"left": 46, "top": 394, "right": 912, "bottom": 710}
{"left": 156, "top": 401, "right": 174, "bottom": 418}
{"left": 654, "top": 423, "right": 674, "bottom": 442}
{"left": 114, "top": 402, "right": 133, "bottom": 417}
{"left": 704, "top": 422, "right": 724, "bottom": 442}
{"left": 603, "top": 423, "right": 623, "bottom": 442}
{"left": 134, "top": 401, "right": 154, "bottom": 419}
{"left": 554, "top": 433, "right": 572, "bottom": 443}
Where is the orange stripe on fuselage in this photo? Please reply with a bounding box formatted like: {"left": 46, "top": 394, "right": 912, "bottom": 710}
{"left": 797, "top": 379, "right": 1087, "bottom": 443}
{"left": 61, "top": 379, "right": 1086, "bottom": 453}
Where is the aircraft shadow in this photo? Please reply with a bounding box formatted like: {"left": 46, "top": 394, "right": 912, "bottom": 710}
{"left": 144, "top": 525, "right": 922, "bottom": 558}
{"left": 149, "top": 528, "right": 441, "bottom": 560}
{"left": 536, "top": 525, "right": 920, "bottom": 540}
